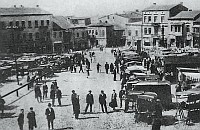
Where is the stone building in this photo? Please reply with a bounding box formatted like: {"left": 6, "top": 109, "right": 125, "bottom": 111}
{"left": 168, "top": 10, "right": 200, "bottom": 48}
{"left": 142, "top": 2, "right": 188, "bottom": 48}
{"left": 0, "top": 5, "right": 53, "bottom": 54}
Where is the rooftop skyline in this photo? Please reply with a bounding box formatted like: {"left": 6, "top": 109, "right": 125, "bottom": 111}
{"left": 1, "top": 0, "right": 200, "bottom": 17}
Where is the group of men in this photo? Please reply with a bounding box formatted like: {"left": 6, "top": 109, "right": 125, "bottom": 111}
{"left": 17, "top": 103, "right": 55, "bottom": 130}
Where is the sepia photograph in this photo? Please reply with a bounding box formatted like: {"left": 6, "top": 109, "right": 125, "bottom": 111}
{"left": 1, "top": 0, "right": 200, "bottom": 129}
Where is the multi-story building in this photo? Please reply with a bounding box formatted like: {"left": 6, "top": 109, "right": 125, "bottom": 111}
{"left": 52, "top": 16, "right": 71, "bottom": 53}
{"left": 87, "top": 23, "right": 114, "bottom": 47}
{"left": 99, "top": 11, "right": 142, "bottom": 46}
{"left": 193, "top": 17, "right": 200, "bottom": 47}
{"left": 168, "top": 11, "right": 200, "bottom": 48}
{"left": 142, "top": 2, "right": 188, "bottom": 48}
{"left": 69, "top": 25, "right": 89, "bottom": 50}
{"left": 125, "top": 21, "right": 142, "bottom": 50}
{"left": 0, "top": 5, "right": 53, "bottom": 54}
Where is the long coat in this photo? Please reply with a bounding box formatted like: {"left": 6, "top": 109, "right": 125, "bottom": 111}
{"left": 86, "top": 94, "right": 94, "bottom": 104}
{"left": 99, "top": 93, "right": 107, "bottom": 104}
{"left": 71, "top": 93, "right": 80, "bottom": 114}
{"left": 45, "top": 108, "right": 55, "bottom": 121}
{"left": 56, "top": 89, "right": 62, "bottom": 99}
{"left": 111, "top": 93, "right": 117, "bottom": 107}
{"left": 27, "top": 111, "right": 37, "bottom": 128}
{"left": 50, "top": 90, "right": 56, "bottom": 99}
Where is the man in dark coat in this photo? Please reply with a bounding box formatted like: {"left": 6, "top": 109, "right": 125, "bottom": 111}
{"left": 85, "top": 90, "right": 94, "bottom": 113}
{"left": 43, "top": 82, "right": 48, "bottom": 99}
{"left": 97, "top": 63, "right": 101, "bottom": 73}
{"left": 27, "top": 107, "right": 37, "bottom": 130}
{"left": 18, "top": 109, "right": 24, "bottom": 130}
{"left": 45, "top": 103, "right": 55, "bottom": 130}
{"left": 56, "top": 87, "right": 62, "bottom": 106}
{"left": 99, "top": 90, "right": 108, "bottom": 113}
{"left": 0, "top": 95, "right": 5, "bottom": 117}
{"left": 71, "top": 90, "right": 80, "bottom": 119}
{"left": 105, "top": 62, "right": 109, "bottom": 74}
{"left": 110, "top": 63, "right": 114, "bottom": 73}
{"left": 111, "top": 90, "right": 117, "bottom": 110}
{"left": 50, "top": 89, "right": 56, "bottom": 106}
{"left": 113, "top": 68, "right": 117, "bottom": 81}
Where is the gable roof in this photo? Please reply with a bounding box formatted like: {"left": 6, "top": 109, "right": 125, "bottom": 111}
{"left": 143, "top": 4, "right": 177, "bottom": 11}
{"left": 0, "top": 7, "right": 51, "bottom": 16}
{"left": 53, "top": 16, "right": 71, "bottom": 29}
{"left": 169, "top": 11, "right": 200, "bottom": 20}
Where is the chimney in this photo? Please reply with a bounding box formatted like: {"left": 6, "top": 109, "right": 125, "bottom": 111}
{"left": 20, "top": 5, "right": 24, "bottom": 8}
{"left": 14, "top": 5, "right": 16, "bottom": 8}
{"left": 180, "top": 2, "right": 183, "bottom": 5}
{"left": 36, "top": 5, "right": 39, "bottom": 7}
{"left": 135, "top": 9, "right": 139, "bottom": 12}
{"left": 153, "top": 3, "right": 156, "bottom": 5}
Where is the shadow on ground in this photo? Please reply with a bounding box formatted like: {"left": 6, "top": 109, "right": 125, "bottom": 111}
{"left": 54, "top": 127, "right": 74, "bottom": 130}
{"left": 0, "top": 112, "right": 17, "bottom": 119}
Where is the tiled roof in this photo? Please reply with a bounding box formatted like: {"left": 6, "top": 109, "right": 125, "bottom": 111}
{"left": 87, "top": 22, "right": 113, "bottom": 27}
{"left": 143, "top": 4, "right": 177, "bottom": 11}
{"left": 169, "top": 11, "right": 200, "bottom": 20}
{"left": 195, "top": 17, "right": 200, "bottom": 22}
{"left": 0, "top": 7, "right": 51, "bottom": 16}
{"left": 53, "top": 16, "right": 72, "bottom": 29}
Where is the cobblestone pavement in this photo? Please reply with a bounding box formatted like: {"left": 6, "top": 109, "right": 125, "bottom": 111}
{"left": 0, "top": 48, "right": 200, "bottom": 130}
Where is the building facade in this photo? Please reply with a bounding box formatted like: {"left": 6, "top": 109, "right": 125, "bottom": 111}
{"left": 193, "top": 17, "right": 200, "bottom": 48}
{"left": 87, "top": 23, "right": 114, "bottom": 47}
{"left": 168, "top": 11, "right": 200, "bottom": 48}
{"left": 142, "top": 3, "right": 188, "bottom": 48}
{"left": 0, "top": 6, "right": 53, "bottom": 54}
{"left": 69, "top": 25, "right": 89, "bottom": 50}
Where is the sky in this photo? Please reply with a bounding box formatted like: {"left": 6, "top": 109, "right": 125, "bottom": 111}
{"left": 1, "top": 0, "right": 200, "bottom": 17}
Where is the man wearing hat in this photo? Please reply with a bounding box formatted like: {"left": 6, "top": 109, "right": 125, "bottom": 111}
{"left": 99, "top": 90, "right": 108, "bottom": 113}
{"left": 45, "top": 103, "right": 55, "bottom": 130}
{"left": 71, "top": 90, "right": 80, "bottom": 119}
{"left": 56, "top": 87, "right": 62, "bottom": 106}
{"left": 85, "top": 90, "right": 94, "bottom": 113}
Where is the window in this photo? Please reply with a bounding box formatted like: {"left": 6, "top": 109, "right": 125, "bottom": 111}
{"left": 144, "top": 28, "right": 147, "bottom": 35}
{"left": 59, "top": 31, "right": 62, "bottom": 38}
{"left": 113, "top": 17, "right": 114, "bottom": 19}
{"left": 9, "top": 21, "right": 13, "bottom": 27}
{"left": 178, "top": 26, "right": 181, "bottom": 32}
{"left": 23, "top": 33, "right": 26, "bottom": 40}
{"left": 102, "top": 30, "right": 105, "bottom": 37}
{"left": 154, "top": 16, "right": 157, "bottom": 22}
{"left": 148, "top": 16, "right": 151, "bottom": 22}
{"left": 144, "top": 16, "right": 147, "bottom": 23}
{"left": 47, "top": 32, "right": 50, "bottom": 38}
{"left": 161, "top": 16, "right": 165, "bottom": 23}
{"left": 35, "top": 32, "right": 39, "bottom": 39}
{"left": 107, "top": 15, "right": 109, "bottom": 19}
{"left": 28, "top": 21, "right": 32, "bottom": 28}
{"left": 29, "top": 33, "right": 33, "bottom": 39}
{"left": 186, "top": 25, "right": 190, "bottom": 32}
{"left": 128, "top": 30, "right": 131, "bottom": 36}
{"left": 82, "top": 32, "right": 84, "bottom": 37}
{"left": 175, "top": 26, "right": 181, "bottom": 32}
{"left": 16, "top": 21, "right": 19, "bottom": 27}
{"left": 148, "top": 28, "right": 151, "bottom": 34}
{"left": 53, "top": 32, "right": 57, "bottom": 38}
{"left": 95, "top": 30, "right": 98, "bottom": 35}
{"left": 99, "top": 20, "right": 102, "bottom": 23}
{"left": 77, "top": 32, "right": 79, "bottom": 37}
{"left": 35, "top": 20, "right": 38, "bottom": 28}
{"left": 0, "top": 22, "right": 5, "bottom": 29}
{"left": 171, "top": 25, "right": 173, "bottom": 32}
{"left": 135, "top": 30, "right": 138, "bottom": 36}
{"left": 22, "top": 21, "right": 25, "bottom": 28}
{"left": 92, "top": 30, "right": 94, "bottom": 34}
{"left": 46, "top": 20, "right": 50, "bottom": 26}
{"left": 41, "top": 20, "right": 44, "bottom": 26}
{"left": 105, "top": 21, "right": 108, "bottom": 23}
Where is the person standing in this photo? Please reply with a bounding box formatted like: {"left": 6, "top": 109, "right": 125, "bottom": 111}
{"left": 85, "top": 90, "right": 94, "bottom": 113}
{"left": 119, "top": 89, "right": 125, "bottom": 108}
{"left": 113, "top": 68, "right": 117, "bottom": 81}
{"left": 56, "top": 87, "right": 62, "bottom": 106}
{"left": 27, "top": 107, "right": 37, "bottom": 130}
{"left": 154, "top": 99, "right": 163, "bottom": 118}
{"left": 110, "top": 63, "right": 114, "bottom": 73}
{"left": 99, "top": 90, "right": 108, "bottom": 113}
{"left": 45, "top": 103, "right": 55, "bottom": 130}
{"left": 0, "top": 95, "right": 5, "bottom": 117}
{"left": 79, "top": 63, "right": 84, "bottom": 73}
{"left": 71, "top": 90, "right": 80, "bottom": 119}
{"left": 43, "top": 82, "right": 48, "bottom": 99}
{"left": 111, "top": 90, "right": 117, "bottom": 110}
{"left": 105, "top": 62, "right": 109, "bottom": 74}
{"left": 86, "top": 65, "right": 90, "bottom": 78}
{"left": 97, "top": 63, "right": 101, "bottom": 73}
{"left": 34, "top": 85, "right": 42, "bottom": 103}
{"left": 50, "top": 88, "right": 56, "bottom": 106}
{"left": 18, "top": 109, "right": 24, "bottom": 130}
